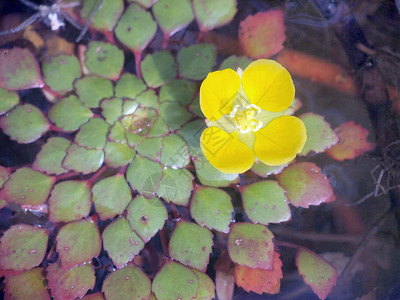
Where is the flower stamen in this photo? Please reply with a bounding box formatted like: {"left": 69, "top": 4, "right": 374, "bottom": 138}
{"left": 229, "top": 104, "right": 263, "bottom": 133}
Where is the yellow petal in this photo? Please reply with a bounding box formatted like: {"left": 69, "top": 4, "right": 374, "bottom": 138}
{"left": 242, "top": 59, "right": 294, "bottom": 112}
{"left": 200, "top": 127, "right": 255, "bottom": 174}
{"left": 200, "top": 69, "right": 241, "bottom": 122}
{"left": 254, "top": 116, "right": 306, "bottom": 166}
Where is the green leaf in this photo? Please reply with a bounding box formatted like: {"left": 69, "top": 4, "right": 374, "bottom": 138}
{"left": 33, "top": 137, "right": 71, "bottom": 175}
{"left": 153, "top": 0, "right": 194, "bottom": 36}
{"left": 228, "top": 223, "right": 274, "bottom": 270}
{"left": 193, "top": 269, "right": 216, "bottom": 300}
{"left": 177, "top": 120, "right": 206, "bottom": 157}
{"left": 115, "top": 4, "right": 157, "bottom": 53}
{"left": 242, "top": 181, "right": 291, "bottom": 225}
{"left": 48, "top": 181, "right": 91, "bottom": 223}
{"left": 159, "top": 79, "right": 197, "bottom": 106}
{"left": 177, "top": 44, "right": 216, "bottom": 80}
{"left": 250, "top": 161, "right": 287, "bottom": 178}
{"left": 0, "top": 166, "right": 10, "bottom": 188}
{"left": 126, "top": 195, "right": 167, "bottom": 242}
{"left": 120, "top": 106, "right": 157, "bottom": 135}
{"left": 85, "top": 41, "right": 124, "bottom": 80}
{"left": 126, "top": 155, "right": 163, "bottom": 198}
{"left": 42, "top": 54, "right": 81, "bottom": 92}
{"left": 102, "top": 217, "right": 144, "bottom": 268}
{"left": 296, "top": 247, "right": 338, "bottom": 300}
{"left": 0, "top": 224, "right": 48, "bottom": 271}
{"left": 104, "top": 142, "right": 136, "bottom": 168}
{"left": 92, "top": 174, "right": 132, "bottom": 220}
{"left": 188, "top": 95, "right": 205, "bottom": 118}
{"left": 115, "top": 73, "right": 146, "bottom": 99}
{"left": 47, "top": 262, "right": 95, "bottom": 300}
{"left": 159, "top": 101, "right": 191, "bottom": 130}
{"left": 102, "top": 264, "right": 151, "bottom": 300}
{"left": 48, "top": 95, "right": 93, "bottom": 132}
{"left": 147, "top": 116, "right": 170, "bottom": 137}
{"left": 157, "top": 168, "right": 193, "bottom": 206}
{"left": 108, "top": 121, "right": 127, "bottom": 143}
{"left": 56, "top": 219, "right": 101, "bottom": 270}
{"left": 80, "top": 0, "right": 124, "bottom": 32}
{"left": 194, "top": 155, "right": 239, "bottom": 187}
{"left": 135, "top": 89, "right": 159, "bottom": 108}
{"left": 300, "top": 113, "right": 339, "bottom": 155}
{"left": 219, "top": 55, "right": 252, "bottom": 71}
{"left": 4, "top": 268, "right": 50, "bottom": 300}
{"left": 0, "top": 87, "right": 19, "bottom": 115}
{"left": 0, "top": 47, "right": 44, "bottom": 90}
{"left": 152, "top": 260, "right": 199, "bottom": 300}
{"left": 193, "top": 0, "right": 237, "bottom": 32}
{"left": 101, "top": 98, "right": 123, "bottom": 124}
{"left": 160, "top": 134, "right": 190, "bottom": 168}
{"left": 75, "top": 118, "right": 110, "bottom": 149}
{"left": 190, "top": 186, "right": 233, "bottom": 233}
{"left": 128, "top": 0, "right": 157, "bottom": 8}
{"left": 141, "top": 51, "right": 177, "bottom": 88}
{"left": 63, "top": 144, "right": 104, "bottom": 175}
{"left": 0, "top": 168, "right": 55, "bottom": 205}
{"left": 169, "top": 221, "right": 213, "bottom": 271}
{"left": 136, "top": 137, "right": 162, "bottom": 161}
{"left": 0, "top": 104, "right": 49, "bottom": 143}
{"left": 74, "top": 75, "right": 114, "bottom": 108}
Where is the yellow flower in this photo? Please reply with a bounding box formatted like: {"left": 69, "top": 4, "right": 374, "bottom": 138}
{"left": 199, "top": 59, "right": 307, "bottom": 174}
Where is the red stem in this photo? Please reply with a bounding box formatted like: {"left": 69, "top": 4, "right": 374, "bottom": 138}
{"left": 275, "top": 241, "right": 301, "bottom": 249}
{"left": 169, "top": 203, "right": 181, "bottom": 220}
{"left": 159, "top": 229, "right": 169, "bottom": 257}
{"left": 55, "top": 171, "right": 80, "bottom": 181}
{"left": 87, "top": 165, "right": 108, "bottom": 186}
{"left": 118, "top": 165, "right": 127, "bottom": 175}
{"left": 49, "top": 125, "right": 65, "bottom": 132}
{"left": 104, "top": 31, "right": 115, "bottom": 44}
{"left": 134, "top": 51, "right": 142, "bottom": 78}
{"left": 161, "top": 32, "right": 169, "bottom": 49}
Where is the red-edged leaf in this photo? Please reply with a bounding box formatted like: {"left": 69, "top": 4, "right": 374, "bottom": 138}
{"left": 276, "top": 162, "right": 335, "bottom": 208}
{"left": 326, "top": 121, "right": 375, "bottom": 161}
{"left": 234, "top": 251, "right": 283, "bottom": 295}
{"left": 238, "top": 10, "right": 286, "bottom": 59}
{"left": 296, "top": 247, "right": 338, "bottom": 300}
{"left": 4, "top": 268, "right": 50, "bottom": 300}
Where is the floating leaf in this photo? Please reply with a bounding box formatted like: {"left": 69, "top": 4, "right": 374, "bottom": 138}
{"left": 238, "top": 10, "right": 286, "bottom": 59}
{"left": 193, "top": 269, "right": 216, "bottom": 300}
{"left": 326, "top": 121, "right": 375, "bottom": 161}
{"left": 153, "top": 0, "right": 194, "bottom": 37}
{"left": 63, "top": 144, "right": 104, "bottom": 175}
{"left": 85, "top": 41, "right": 124, "bottom": 80}
{"left": 276, "top": 162, "right": 335, "bottom": 208}
{"left": 48, "top": 180, "right": 91, "bottom": 223}
{"left": 48, "top": 95, "right": 93, "bottom": 132}
{"left": 92, "top": 174, "right": 132, "bottom": 220}
{"left": 177, "top": 44, "right": 216, "bottom": 80}
{"left": 104, "top": 142, "right": 136, "bottom": 168}
{"left": 126, "top": 195, "right": 168, "bottom": 242}
{"left": 102, "top": 217, "right": 144, "bottom": 268}
{"left": 101, "top": 98, "right": 123, "bottom": 124}
{"left": 190, "top": 186, "right": 233, "bottom": 233}
{"left": 296, "top": 247, "right": 338, "bottom": 300}
{"left": 80, "top": 0, "right": 124, "bottom": 33}
{"left": 194, "top": 155, "right": 239, "bottom": 187}
{"left": 242, "top": 181, "right": 291, "bottom": 225}
{"left": 81, "top": 292, "right": 105, "bottom": 300}
{"left": 159, "top": 101, "right": 191, "bottom": 130}
{"left": 159, "top": 79, "right": 197, "bottom": 106}
{"left": 141, "top": 51, "right": 177, "bottom": 88}
{"left": 0, "top": 87, "right": 19, "bottom": 115}
{"left": 115, "top": 4, "right": 157, "bottom": 54}
{"left": 189, "top": 96, "right": 205, "bottom": 118}
{"left": 234, "top": 252, "right": 283, "bottom": 295}
{"left": 219, "top": 55, "right": 253, "bottom": 71}
{"left": 42, "top": 54, "right": 81, "bottom": 92}
{"left": 157, "top": 167, "right": 193, "bottom": 205}
{"left": 0, "top": 168, "right": 55, "bottom": 205}
{"left": 152, "top": 260, "right": 199, "bottom": 300}
{"left": 160, "top": 134, "right": 190, "bottom": 168}
{"left": 126, "top": 155, "right": 163, "bottom": 198}
{"left": 74, "top": 75, "right": 114, "bottom": 108}
{"left": 4, "top": 268, "right": 50, "bottom": 300}
{"left": 75, "top": 118, "right": 110, "bottom": 149}
{"left": 56, "top": 219, "right": 101, "bottom": 270}
{"left": 169, "top": 220, "right": 213, "bottom": 271}
{"left": 300, "top": 113, "right": 339, "bottom": 155}
{"left": 115, "top": 73, "right": 146, "bottom": 99}
{"left": 0, "top": 224, "right": 48, "bottom": 271}
{"left": 47, "top": 262, "right": 95, "bottom": 300}
{"left": 121, "top": 106, "right": 157, "bottom": 135}
{"left": 135, "top": 89, "right": 159, "bottom": 108}
{"left": 250, "top": 161, "right": 287, "bottom": 178}
{"left": 0, "top": 47, "right": 44, "bottom": 90}
{"left": 0, "top": 166, "right": 10, "bottom": 188}
{"left": 228, "top": 223, "right": 274, "bottom": 270}
{"left": 136, "top": 137, "right": 162, "bottom": 160}
{"left": 147, "top": 116, "right": 170, "bottom": 137}
{"left": 193, "top": 0, "right": 237, "bottom": 32}
{"left": 108, "top": 121, "right": 127, "bottom": 143}
{"left": 102, "top": 264, "right": 151, "bottom": 300}
{"left": 0, "top": 104, "right": 49, "bottom": 143}
{"left": 178, "top": 120, "right": 206, "bottom": 157}
{"left": 33, "top": 137, "right": 71, "bottom": 175}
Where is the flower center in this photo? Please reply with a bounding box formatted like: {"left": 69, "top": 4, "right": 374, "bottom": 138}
{"left": 229, "top": 104, "right": 263, "bottom": 133}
